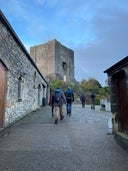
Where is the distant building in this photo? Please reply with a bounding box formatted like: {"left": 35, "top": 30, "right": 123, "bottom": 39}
{"left": 0, "top": 10, "right": 49, "bottom": 128}
{"left": 30, "top": 39, "right": 75, "bottom": 83}
{"left": 104, "top": 56, "right": 128, "bottom": 134}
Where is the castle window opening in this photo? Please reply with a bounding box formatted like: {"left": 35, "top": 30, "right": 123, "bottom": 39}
{"left": 33, "top": 71, "right": 36, "bottom": 88}
{"left": 62, "top": 62, "right": 67, "bottom": 70}
{"left": 18, "top": 76, "right": 23, "bottom": 102}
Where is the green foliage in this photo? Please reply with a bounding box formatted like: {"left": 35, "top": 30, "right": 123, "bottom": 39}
{"left": 50, "top": 79, "right": 64, "bottom": 91}
{"left": 49, "top": 78, "right": 110, "bottom": 103}
{"left": 50, "top": 79, "right": 75, "bottom": 92}
{"left": 99, "top": 86, "right": 110, "bottom": 99}
{"left": 95, "top": 97, "right": 100, "bottom": 105}
{"left": 80, "top": 78, "right": 102, "bottom": 94}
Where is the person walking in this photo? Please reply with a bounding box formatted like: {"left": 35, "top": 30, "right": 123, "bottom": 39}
{"left": 49, "top": 90, "right": 55, "bottom": 117}
{"left": 90, "top": 92, "right": 95, "bottom": 110}
{"left": 80, "top": 93, "right": 86, "bottom": 108}
{"left": 65, "top": 87, "right": 74, "bottom": 116}
{"left": 52, "top": 87, "right": 66, "bottom": 124}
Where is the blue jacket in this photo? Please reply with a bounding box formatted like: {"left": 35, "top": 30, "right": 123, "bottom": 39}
{"left": 65, "top": 89, "right": 74, "bottom": 103}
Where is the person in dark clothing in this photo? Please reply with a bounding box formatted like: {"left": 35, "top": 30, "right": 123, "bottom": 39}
{"left": 52, "top": 87, "right": 66, "bottom": 124}
{"left": 90, "top": 93, "right": 95, "bottom": 110}
{"left": 49, "top": 91, "right": 55, "bottom": 117}
{"left": 80, "top": 94, "right": 86, "bottom": 108}
{"left": 65, "top": 87, "right": 74, "bottom": 116}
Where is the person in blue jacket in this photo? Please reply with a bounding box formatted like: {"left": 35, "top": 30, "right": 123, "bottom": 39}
{"left": 65, "top": 87, "right": 74, "bottom": 116}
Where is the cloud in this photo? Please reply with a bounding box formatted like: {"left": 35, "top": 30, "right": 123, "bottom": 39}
{"left": 1, "top": 0, "right": 128, "bottom": 86}
{"left": 36, "top": 0, "right": 45, "bottom": 5}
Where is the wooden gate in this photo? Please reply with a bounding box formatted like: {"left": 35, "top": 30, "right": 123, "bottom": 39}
{"left": 0, "top": 62, "right": 7, "bottom": 128}
{"left": 115, "top": 70, "right": 128, "bottom": 133}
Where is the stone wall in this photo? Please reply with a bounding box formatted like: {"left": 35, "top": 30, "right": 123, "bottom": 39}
{"left": 55, "top": 40, "right": 74, "bottom": 82}
{"left": 100, "top": 98, "right": 111, "bottom": 111}
{"left": 0, "top": 11, "right": 49, "bottom": 127}
{"left": 30, "top": 39, "right": 75, "bottom": 82}
{"left": 30, "top": 41, "right": 55, "bottom": 80}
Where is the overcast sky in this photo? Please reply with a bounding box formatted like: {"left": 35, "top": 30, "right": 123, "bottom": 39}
{"left": 0, "top": 0, "right": 128, "bottom": 86}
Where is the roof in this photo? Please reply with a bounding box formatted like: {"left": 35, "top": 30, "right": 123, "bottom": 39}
{"left": 0, "top": 10, "right": 49, "bottom": 87}
{"left": 104, "top": 56, "right": 128, "bottom": 74}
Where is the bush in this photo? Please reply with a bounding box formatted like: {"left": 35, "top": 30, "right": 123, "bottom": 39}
{"left": 95, "top": 97, "right": 100, "bottom": 105}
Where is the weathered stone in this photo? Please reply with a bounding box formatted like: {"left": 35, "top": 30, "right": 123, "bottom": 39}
{"left": 0, "top": 11, "right": 49, "bottom": 128}
{"left": 30, "top": 39, "right": 75, "bottom": 82}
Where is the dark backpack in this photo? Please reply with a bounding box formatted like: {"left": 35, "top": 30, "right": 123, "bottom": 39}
{"left": 91, "top": 93, "right": 95, "bottom": 99}
{"left": 66, "top": 91, "right": 72, "bottom": 100}
{"left": 54, "top": 91, "right": 61, "bottom": 102}
{"left": 81, "top": 95, "right": 85, "bottom": 101}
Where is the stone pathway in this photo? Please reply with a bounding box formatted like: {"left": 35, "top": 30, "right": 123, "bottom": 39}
{"left": 0, "top": 104, "right": 128, "bottom": 171}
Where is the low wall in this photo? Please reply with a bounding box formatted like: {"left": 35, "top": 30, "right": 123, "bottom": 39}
{"left": 114, "top": 132, "right": 128, "bottom": 153}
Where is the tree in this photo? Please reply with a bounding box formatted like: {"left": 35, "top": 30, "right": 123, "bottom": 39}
{"left": 50, "top": 79, "right": 64, "bottom": 90}
{"left": 99, "top": 86, "right": 110, "bottom": 99}
{"left": 49, "top": 78, "right": 110, "bottom": 104}
{"left": 80, "top": 78, "right": 102, "bottom": 94}
{"left": 49, "top": 79, "right": 75, "bottom": 93}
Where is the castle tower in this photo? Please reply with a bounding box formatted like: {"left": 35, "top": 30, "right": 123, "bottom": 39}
{"left": 30, "top": 39, "right": 74, "bottom": 82}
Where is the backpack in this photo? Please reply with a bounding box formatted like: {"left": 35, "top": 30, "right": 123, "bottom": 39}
{"left": 54, "top": 91, "right": 61, "bottom": 102}
{"left": 66, "top": 91, "right": 72, "bottom": 100}
{"left": 81, "top": 95, "right": 85, "bottom": 101}
{"left": 91, "top": 93, "right": 95, "bottom": 99}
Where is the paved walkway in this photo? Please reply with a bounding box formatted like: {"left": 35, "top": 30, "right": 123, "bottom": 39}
{"left": 0, "top": 104, "right": 128, "bottom": 171}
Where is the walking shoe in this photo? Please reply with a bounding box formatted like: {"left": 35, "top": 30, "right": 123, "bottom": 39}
{"left": 67, "top": 111, "right": 70, "bottom": 115}
{"left": 55, "top": 119, "right": 58, "bottom": 124}
{"left": 60, "top": 115, "right": 64, "bottom": 120}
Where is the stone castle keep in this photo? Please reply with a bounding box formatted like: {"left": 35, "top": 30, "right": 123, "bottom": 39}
{"left": 30, "top": 39, "right": 75, "bottom": 82}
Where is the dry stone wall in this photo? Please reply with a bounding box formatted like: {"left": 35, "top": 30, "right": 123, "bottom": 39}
{"left": 0, "top": 12, "right": 49, "bottom": 127}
